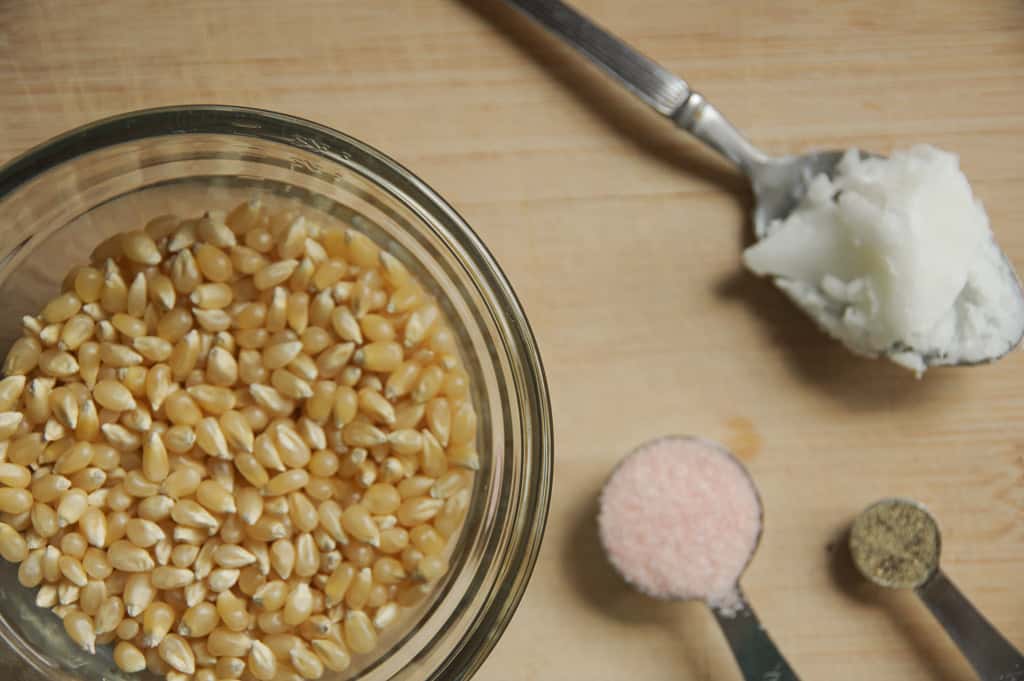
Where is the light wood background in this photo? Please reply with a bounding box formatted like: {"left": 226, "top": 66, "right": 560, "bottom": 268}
{"left": 2, "top": 1, "right": 1023, "bottom": 679}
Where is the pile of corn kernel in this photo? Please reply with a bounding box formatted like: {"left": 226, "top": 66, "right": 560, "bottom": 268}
{"left": 0, "top": 200, "right": 476, "bottom": 680}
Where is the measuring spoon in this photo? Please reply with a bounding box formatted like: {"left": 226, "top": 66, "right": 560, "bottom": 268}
{"left": 850, "top": 498, "right": 1024, "bottom": 679}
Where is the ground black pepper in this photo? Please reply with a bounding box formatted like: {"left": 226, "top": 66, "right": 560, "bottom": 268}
{"left": 849, "top": 499, "right": 940, "bottom": 589}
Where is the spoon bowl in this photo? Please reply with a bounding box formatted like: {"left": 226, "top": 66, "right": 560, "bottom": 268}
{"left": 751, "top": 150, "right": 856, "bottom": 239}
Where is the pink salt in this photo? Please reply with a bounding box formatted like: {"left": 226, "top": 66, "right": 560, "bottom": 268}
{"left": 597, "top": 436, "right": 762, "bottom": 612}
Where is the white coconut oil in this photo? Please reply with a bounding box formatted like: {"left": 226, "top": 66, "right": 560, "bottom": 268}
{"left": 743, "top": 145, "right": 1024, "bottom": 374}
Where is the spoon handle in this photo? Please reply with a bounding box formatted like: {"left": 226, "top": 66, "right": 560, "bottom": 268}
{"left": 915, "top": 569, "right": 1024, "bottom": 680}
{"left": 501, "top": 0, "right": 767, "bottom": 172}
{"left": 711, "top": 591, "right": 802, "bottom": 681}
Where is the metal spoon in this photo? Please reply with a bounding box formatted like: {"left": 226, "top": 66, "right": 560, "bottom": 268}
{"left": 500, "top": 0, "right": 1024, "bottom": 367}
{"left": 850, "top": 498, "right": 1024, "bottom": 679}
{"left": 599, "top": 437, "right": 802, "bottom": 681}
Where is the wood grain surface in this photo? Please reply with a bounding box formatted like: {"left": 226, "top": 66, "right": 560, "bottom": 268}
{"left": 2, "top": 1, "right": 1023, "bottom": 679}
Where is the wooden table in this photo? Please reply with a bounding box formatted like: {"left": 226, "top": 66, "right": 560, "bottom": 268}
{"left": 2, "top": 1, "right": 1023, "bottom": 679}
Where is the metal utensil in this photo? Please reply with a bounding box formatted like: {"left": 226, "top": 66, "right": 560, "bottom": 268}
{"left": 499, "top": 0, "right": 848, "bottom": 237}
{"left": 500, "top": 0, "right": 1024, "bottom": 367}
{"left": 710, "top": 592, "right": 802, "bottom": 681}
{"left": 850, "top": 499, "right": 1024, "bottom": 680}
{"left": 600, "top": 437, "right": 803, "bottom": 681}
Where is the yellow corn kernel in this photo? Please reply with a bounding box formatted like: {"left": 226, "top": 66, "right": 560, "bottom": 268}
{"left": 132, "top": 335, "right": 172, "bottom": 362}
{"left": 94, "top": 594, "right": 125, "bottom": 634}
{"left": 286, "top": 291, "right": 309, "bottom": 334}
{"left": 342, "top": 421, "right": 386, "bottom": 449}
{"left": 252, "top": 579, "right": 289, "bottom": 612}
{"left": 83, "top": 547, "right": 112, "bottom": 580}
{"left": 269, "top": 368, "right": 312, "bottom": 400}
{"left": 0, "top": 376, "right": 25, "bottom": 412}
{"left": 4, "top": 336, "right": 42, "bottom": 376}
{"left": 190, "top": 282, "right": 232, "bottom": 310}
{"left": 396, "top": 495, "right": 444, "bottom": 527}
{"left": 294, "top": 532, "right": 319, "bottom": 578}
{"left": 203, "top": 561, "right": 235, "bottom": 592}
{"left": 379, "top": 526, "right": 409, "bottom": 555}
{"left": 30, "top": 502, "right": 59, "bottom": 538}
{"left": 312, "top": 344, "right": 352, "bottom": 384}
{"left": 170, "top": 543, "right": 199, "bottom": 569}
{"left": 372, "top": 555, "right": 407, "bottom": 585}
{"left": 113, "top": 640, "right": 146, "bottom": 672}
{"left": 74, "top": 507, "right": 106, "bottom": 549}
{"left": 207, "top": 627, "right": 252, "bottom": 657}
{"left": 162, "top": 390, "right": 201, "bottom": 426}
{"left": 290, "top": 256, "right": 315, "bottom": 291}
{"left": 108, "top": 540, "right": 155, "bottom": 573}
{"left": 288, "top": 492, "right": 319, "bottom": 533}
{"left": 436, "top": 488, "right": 471, "bottom": 537}
{"left": 209, "top": 544, "right": 253, "bottom": 571}
{"left": 134, "top": 497, "right": 171, "bottom": 525}
{"left": 168, "top": 330, "right": 200, "bottom": 382}
{"left": 73, "top": 266, "right": 104, "bottom": 303}
{"left": 283, "top": 582, "right": 314, "bottom": 626}
{"left": 214, "top": 589, "right": 248, "bottom": 632}
{"left": 125, "top": 275, "right": 149, "bottom": 324}
{"left": 18, "top": 548, "right": 44, "bottom": 587}
{"left": 311, "top": 637, "right": 351, "bottom": 673}
{"left": 123, "top": 573, "right": 155, "bottom": 617}
{"left": 420, "top": 396, "right": 452, "bottom": 446}
{"left": 110, "top": 312, "right": 146, "bottom": 338}
{"left": 151, "top": 566, "right": 194, "bottom": 590}
{"left": 329, "top": 308, "right": 362, "bottom": 345}
{"left": 252, "top": 432, "right": 286, "bottom": 471}
{"left": 170, "top": 249, "right": 200, "bottom": 295}
{"left": 178, "top": 601, "right": 217, "bottom": 638}
{"left": 248, "top": 639, "right": 278, "bottom": 680}
{"left": 272, "top": 425, "right": 310, "bottom": 468}
{"left": 157, "top": 308, "right": 193, "bottom": 344}
{"left": 343, "top": 609, "right": 377, "bottom": 654}
{"left": 193, "top": 242, "right": 233, "bottom": 282}
{"left": 290, "top": 643, "right": 325, "bottom": 679}
{"left": 38, "top": 349, "right": 80, "bottom": 377}
{"left": 54, "top": 488, "right": 87, "bottom": 526}
{"left": 121, "top": 230, "right": 161, "bottom": 265}
{"left": 170, "top": 499, "right": 218, "bottom": 530}
{"left": 148, "top": 271, "right": 176, "bottom": 312}
{"left": 163, "top": 425, "right": 195, "bottom": 455}
{"left": 406, "top": 305, "right": 442, "bottom": 351}
{"left": 92, "top": 379, "right": 136, "bottom": 412}
{"left": 269, "top": 538, "right": 295, "bottom": 580}
{"left": 358, "top": 388, "right": 396, "bottom": 425}
{"left": 64, "top": 610, "right": 97, "bottom": 653}
{"left": 42, "top": 292, "right": 83, "bottom": 324}
{"left": 363, "top": 482, "right": 401, "bottom": 515}
{"left": 158, "top": 633, "right": 195, "bottom": 674}
{"left": 265, "top": 469, "right": 309, "bottom": 496}
{"left": 59, "top": 554, "right": 89, "bottom": 586}
{"left": 253, "top": 259, "right": 299, "bottom": 290}
{"left": 141, "top": 600, "right": 174, "bottom": 647}
{"left": 340, "top": 504, "right": 379, "bottom": 546}
{"left": 121, "top": 469, "right": 158, "bottom": 497}
{"left": 231, "top": 488, "right": 263, "bottom": 528}
{"left": 0, "top": 522, "right": 28, "bottom": 562}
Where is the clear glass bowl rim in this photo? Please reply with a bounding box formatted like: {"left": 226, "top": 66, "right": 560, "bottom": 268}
{"left": 0, "top": 104, "right": 554, "bottom": 681}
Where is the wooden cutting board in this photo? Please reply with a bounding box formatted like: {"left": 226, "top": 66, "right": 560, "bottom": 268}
{"left": 2, "top": 1, "right": 1022, "bottom": 679}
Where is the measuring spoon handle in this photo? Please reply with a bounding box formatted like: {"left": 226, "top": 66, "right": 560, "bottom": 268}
{"left": 915, "top": 569, "right": 1024, "bottom": 680}
{"left": 712, "top": 591, "right": 802, "bottom": 681}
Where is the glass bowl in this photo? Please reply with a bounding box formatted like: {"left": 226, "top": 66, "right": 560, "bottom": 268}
{"left": 0, "top": 105, "right": 552, "bottom": 681}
